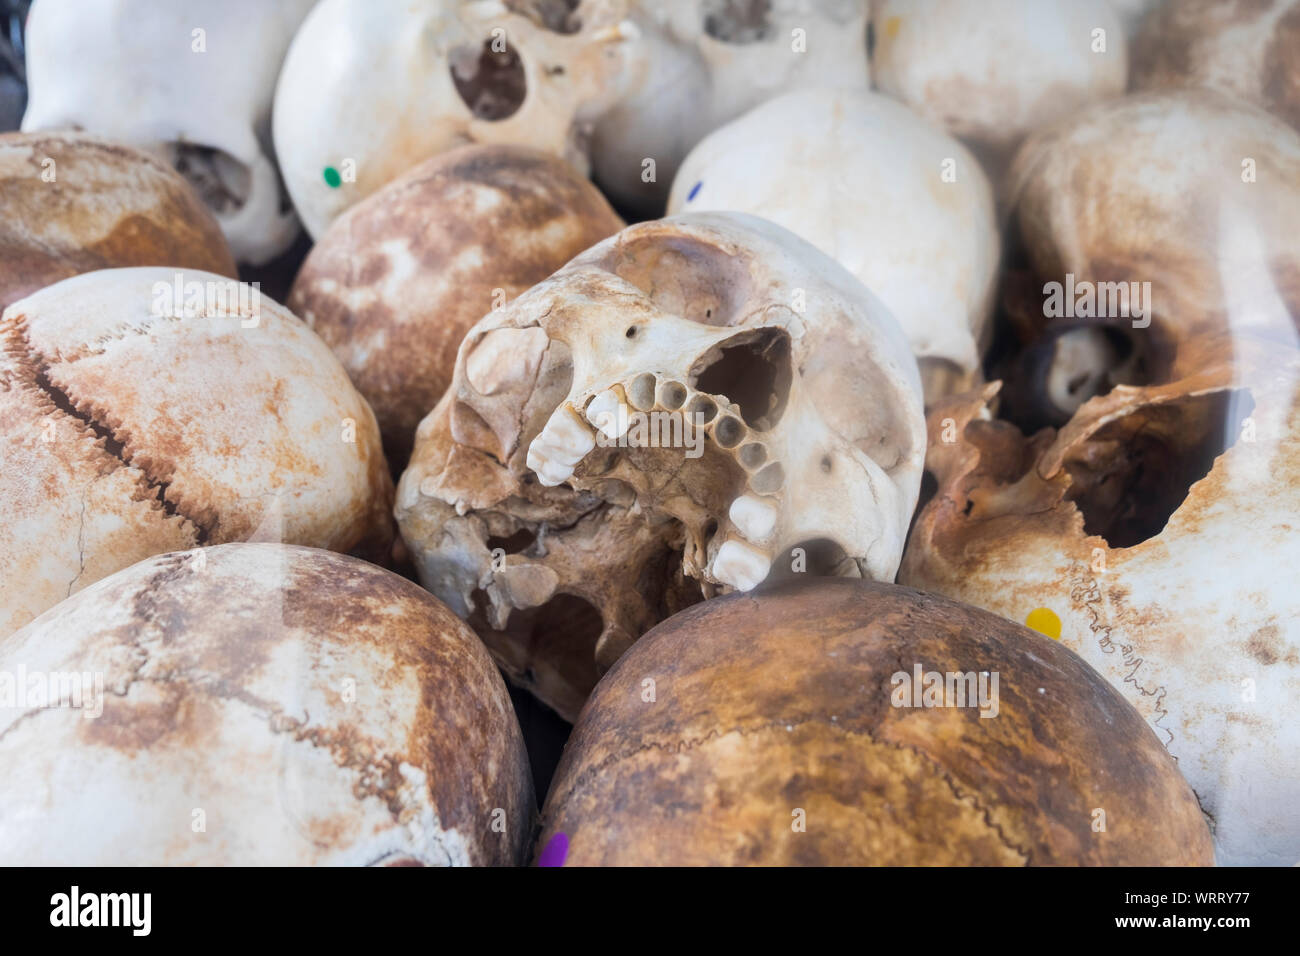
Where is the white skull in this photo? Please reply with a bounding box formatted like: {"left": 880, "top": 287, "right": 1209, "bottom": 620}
{"left": 871, "top": 0, "right": 1128, "bottom": 169}
{"left": 274, "top": 0, "right": 638, "bottom": 240}
{"left": 668, "top": 88, "right": 999, "bottom": 403}
{"left": 396, "top": 211, "right": 925, "bottom": 719}
{"left": 591, "top": 0, "right": 870, "bottom": 214}
{"left": 20, "top": 0, "right": 317, "bottom": 266}
{"left": 902, "top": 91, "right": 1300, "bottom": 866}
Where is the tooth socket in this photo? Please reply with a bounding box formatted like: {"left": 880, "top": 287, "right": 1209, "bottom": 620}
{"left": 713, "top": 415, "right": 746, "bottom": 449}
{"left": 627, "top": 373, "right": 658, "bottom": 411}
{"left": 751, "top": 461, "right": 785, "bottom": 494}
{"left": 686, "top": 394, "right": 718, "bottom": 424}
{"left": 738, "top": 442, "right": 767, "bottom": 471}
{"left": 657, "top": 380, "right": 688, "bottom": 410}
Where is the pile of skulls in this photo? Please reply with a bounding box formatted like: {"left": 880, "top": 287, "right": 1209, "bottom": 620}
{"left": 0, "top": 0, "right": 1293, "bottom": 868}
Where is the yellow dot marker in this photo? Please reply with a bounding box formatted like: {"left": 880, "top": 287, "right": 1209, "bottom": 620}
{"left": 1025, "top": 607, "right": 1062, "bottom": 640}
{"left": 884, "top": 16, "right": 902, "bottom": 39}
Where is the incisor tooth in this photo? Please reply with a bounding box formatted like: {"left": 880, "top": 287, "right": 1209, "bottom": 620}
{"left": 525, "top": 444, "right": 574, "bottom": 487}
{"left": 586, "top": 389, "right": 630, "bottom": 440}
{"left": 713, "top": 539, "right": 772, "bottom": 592}
{"left": 537, "top": 405, "right": 595, "bottom": 466}
{"left": 729, "top": 495, "right": 778, "bottom": 542}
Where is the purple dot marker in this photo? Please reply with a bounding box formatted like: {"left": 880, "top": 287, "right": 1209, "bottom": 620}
{"left": 538, "top": 832, "right": 569, "bottom": 867}
{"left": 687, "top": 180, "right": 702, "bottom": 202}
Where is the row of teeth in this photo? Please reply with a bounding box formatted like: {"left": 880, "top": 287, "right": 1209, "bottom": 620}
{"left": 525, "top": 374, "right": 784, "bottom": 592}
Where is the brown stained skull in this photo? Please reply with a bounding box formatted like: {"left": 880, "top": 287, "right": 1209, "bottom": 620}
{"left": 901, "top": 90, "right": 1300, "bottom": 865}
{"left": 396, "top": 212, "right": 925, "bottom": 720}
{"left": 1133, "top": 0, "right": 1300, "bottom": 133}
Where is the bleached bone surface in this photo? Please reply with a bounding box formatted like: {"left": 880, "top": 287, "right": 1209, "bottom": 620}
{"left": 0, "top": 267, "right": 393, "bottom": 637}
{"left": 590, "top": 0, "right": 870, "bottom": 214}
{"left": 871, "top": 0, "right": 1127, "bottom": 158}
{"left": 22, "top": 0, "right": 318, "bottom": 265}
{"left": 0, "top": 544, "right": 533, "bottom": 865}
{"left": 274, "top": 0, "right": 638, "bottom": 239}
{"left": 669, "top": 88, "right": 999, "bottom": 399}
{"left": 396, "top": 211, "right": 925, "bottom": 719}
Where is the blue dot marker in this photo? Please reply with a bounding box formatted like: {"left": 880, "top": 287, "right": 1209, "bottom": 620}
{"left": 686, "top": 180, "right": 702, "bottom": 202}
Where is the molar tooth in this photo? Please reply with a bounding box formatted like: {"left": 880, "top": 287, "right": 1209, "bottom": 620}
{"left": 712, "top": 539, "right": 772, "bottom": 592}
{"left": 729, "top": 494, "right": 778, "bottom": 542}
{"left": 586, "top": 388, "right": 630, "bottom": 440}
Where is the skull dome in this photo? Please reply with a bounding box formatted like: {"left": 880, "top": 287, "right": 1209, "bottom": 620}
{"left": 871, "top": 0, "right": 1128, "bottom": 170}
{"left": 0, "top": 544, "right": 534, "bottom": 865}
{"left": 669, "top": 88, "right": 1000, "bottom": 403}
{"left": 21, "top": 0, "right": 319, "bottom": 266}
{"left": 589, "top": 0, "right": 871, "bottom": 215}
{"left": 395, "top": 212, "right": 926, "bottom": 720}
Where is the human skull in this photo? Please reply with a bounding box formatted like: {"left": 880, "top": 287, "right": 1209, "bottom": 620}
{"left": 590, "top": 0, "right": 870, "bottom": 215}
{"left": 274, "top": 0, "right": 638, "bottom": 240}
{"left": 1133, "top": 0, "right": 1300, "bottom": 132}
{"left": 0, "top": 130, "right": 236, "bottom": 310}
{"left": 21, "top": 0, "right": 316, "bottom": 266}
{"left": 539, "top": 578, "right": 1214, "bottom": 865}
{"left": 871, "top": 0, "right": 1127, "bottom": 174}
{"left": 997, "top": 90, "right": 1300, "bottom": 428}
{"left": 396, "top": 212, "right": 925, "bottom": 719}
{"left": 901, "top": 92, "right": 1300, "bottom": 866}
{"left": 0, "top": 544, "right": 533, "bottom": 865}
{"left": 0, "top": 267, "right": 393, "bottom": 637}
{"left": 289, "top": 144, "right": 622, "bottom": 467}
{"left": 669, "top": 88, "right": 999, "bottom": 403}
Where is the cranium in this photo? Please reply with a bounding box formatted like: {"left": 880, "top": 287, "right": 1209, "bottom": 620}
{"left": 0, "top": 544, "right": 533, "bottom": 865}
{"left": 274, "top": 0, "right": 638, "bottom": 240}
{"left": 21, "top": 0, "right": 317, "bottom": 266}
{"left": 396, "top": 212, "right": 925, "bottom": 719}
{"left": 901, "top": 91, "right": 1300, "bottom": 866}
{"left": 589, "top": 0, "right": 870, "bottom": 215}
{"left": 668, "top": 88, "right": 999, "bottom": 403}
{"left": 871, "top": 0, "right": 1127, "bottom": 175}
{"left": 997, "top": 90, "right": 1300, "bottom": 429}
{"left": 1133, "top": 0, "right": 1300, "bottom": 132}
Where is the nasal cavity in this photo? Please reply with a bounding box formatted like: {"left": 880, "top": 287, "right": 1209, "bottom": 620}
{"left": 692, "top": 328, "right": 792, "bottom": 431}
{"left": 450, "top": 38, "right": 527, "bottom": 121}
{"left": 703, "top": 0, "right": 774, "bottom": 43}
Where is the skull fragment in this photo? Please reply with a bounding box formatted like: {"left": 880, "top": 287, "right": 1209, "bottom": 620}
{"left": 21, "top": 0, "right": 318, "bottom": 266}
{"left": 396, "top": 212, "right": 925, "bottom": 719}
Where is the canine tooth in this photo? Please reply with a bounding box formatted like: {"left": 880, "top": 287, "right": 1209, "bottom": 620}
{"left": 729, "top": 494, "right": 778, "bottom": 542}
{"left": 586, "top": 389, "right": 630, "bottom": 440}
{"left": 537, "top": 405, "right": 595, "bottom": 465}
{"left": 713, "top": 539, "right": 772, "bottom": 592}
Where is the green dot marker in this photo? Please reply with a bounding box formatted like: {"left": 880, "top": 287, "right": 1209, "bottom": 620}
{"left": 323, "top": 166, "right": 342, "bottom": 188}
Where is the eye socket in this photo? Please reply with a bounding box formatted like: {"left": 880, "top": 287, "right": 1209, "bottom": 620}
{"left": 449, "top": 38, "right": 527, "bottom": 121}
{"left": 703, "top": 0, "right": 774, "bottom": 44}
